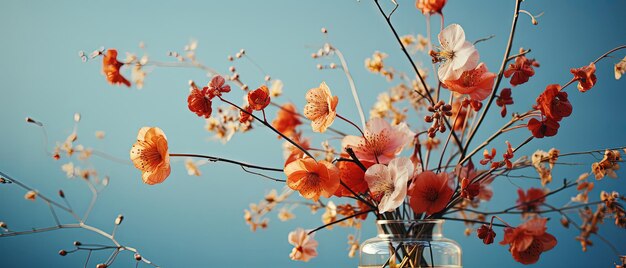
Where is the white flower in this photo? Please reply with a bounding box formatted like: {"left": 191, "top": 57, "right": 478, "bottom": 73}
{"left": 364, "top": 157, "right": 414, "bottom": 213}
{"left": 437, "top": 24, "right": 479, "bottom": 81}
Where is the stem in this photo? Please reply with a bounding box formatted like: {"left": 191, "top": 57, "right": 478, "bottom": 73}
{"left": 170, "top": 153, "right": 283, "bottom": 172}
{"left": 462, "top": 0, "right": 523, "bottom": 161}
{"left": 333, "top": 47, "right": 366, "bottom": 127}
{"left": 336, "top": 113, "right": 365, "bottom": 137}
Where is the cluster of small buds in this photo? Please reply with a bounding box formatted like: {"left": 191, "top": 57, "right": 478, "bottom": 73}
{"left": 235, "top": 49, "right": 246, "bottom": 59}
{"left": 167, "top": 51, "right": 185, "bottom": 62}
{"left": 600, "top": 191, "right": 626, "bottom": 227}
{"left": 424, "top": 100, "right": 452, "bottom": 138}
{"left": 312, "top": 43, "right": 334, "bottom": 59}
{"left": 460, "top": 97, "right": 483, "bottom": 112}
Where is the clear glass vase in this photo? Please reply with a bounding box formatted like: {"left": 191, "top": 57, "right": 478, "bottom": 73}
{"left": 359, "top": 220, "right": 462, "bottom": 268}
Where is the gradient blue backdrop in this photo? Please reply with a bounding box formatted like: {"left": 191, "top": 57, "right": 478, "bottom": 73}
{"left": 1, "top": 0, "right": 625, "bottom": 267}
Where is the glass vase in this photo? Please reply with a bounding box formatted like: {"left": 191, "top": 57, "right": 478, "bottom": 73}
{"left": 359, "top": 220, "right": 462, "bottom": 268}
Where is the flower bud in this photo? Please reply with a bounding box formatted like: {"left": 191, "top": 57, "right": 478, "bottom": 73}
{"left": 134, "top": 253, "right": 142, "bottom": 261}
{"left": 229, "top": 66, "right": 236, "bottom": 72}
{"left": 59, "top": 250, "right": 67, "bottom": 256}
{"left": 73, "top": 241, "right": 82, "bottom": 246}
{"left": 0, "top": 222, "right": 7, "bottom": 228}
{"left": 115, "top": 214, "right": 124, "bottom": 225}
{"left": 58, "top": 190, "right": 65, "bottom": 198}
{"left": 96, "top": 264, "right": 108, "bottom": 268}
{"left": 321, "top": 27, "right": 327, "bottom": 34}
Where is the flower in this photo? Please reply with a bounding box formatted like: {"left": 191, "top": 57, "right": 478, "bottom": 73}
{"left": 527, "top": 118, "right": 559, "bottom": 138}
{"left": 248, "top": 85, "right": 271, "bottom": 111}
{"left": 288, "top": 228, "right": 318, "bottom": 262}
{"left": 24, "top": 190, "right": 37, "bottom": 201}
{"left": 443, "top": 62, "right": 495, "bottom": 101}
{"left": 334, "top": 156, "right": 374, "bottom": 197}
{"left": 504, "top": 54, "right": 537, "bottom": 86}
{"left": 184, "top": 159, "right": 201, "bottom": 176}
{"left": 435, "top": 24, "right": 480, "bottom": 82}
{"left": 130, "top": 127, "right": 171, "bottom": 185}
{"left": 415, "top": 0, "right": 447, "bottom": 15}
{"left": 187, "top": 82, "right": 213, "bottom": 118}
{"left": 102, "top": 49, "right": 130, "bottom": 87}
{"left": 303, "top": 82, "right": 338, "bottom": 133}
{"left": 516, "top": 188, "right": 546, "bottom": 214}
{"left": 342, "top": 118, "right": 415, "bottom": 164}
{"left": 321, "top": 201, "right": 337, "bottom": 229}
{"left": 408, "top": 171, "right": 453, "bottom": 215}
{"left": 204, "top": 75, "right": 231, "bottom": 98}
{"left": 496, "top": 88, "right": 514, "bottom": 117}
{"left": 272, "top": 103, "right": 302, "bottom": 138}
{"left": 535, "top": 84, "right": 572, "bottom": 122}
{"left": 477, "top": 224, "right": 496, "bottom": 245}
{"left": 500, "top": 217, "right": 557, "bottom": 265}
{"left": 615, "top": 56, "right": 626, "bottom": 80}
{"left": 364, "top": 157, "right": 414, "bottom": 213}
{"left": 570, "top": 62, "right": 597, "bottom": 92}
{"left": 239, "top": 105, "right": 254, "bottom": 123}
{"left": 284, "top": 158, "right": 340, "bottom": 201}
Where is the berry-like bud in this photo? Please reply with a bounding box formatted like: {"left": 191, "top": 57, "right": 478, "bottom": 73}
{"left": 58, "top": 190, "right": 65, "bottom": 198}
{"left": 316, "top": 64, "right": 323, "bottom": 70}
{"left": 227, "top": 55, "right": 234, "bottom": 61}
{"left": 0, "top": 222, "right": 6, "bottom": 228}
{"left": 59, "top": 250, "right": 67, "bottom": 256}
{"left": 229, "top": 66, "right": 236, "bottom": 73}
{"left": 424, "top": 115, "right": 433, "bottom": 123}
{"left": 311, "top": 53, "right": 317, "bottom": 59}
{"left": 115, "top": 214, "right": 124, "bottom": 225}
{"left": 329, "top": 63, "right": 337, "bottom": 69}
{"left": 264, "top": 75, "right": 271, "bottom": 81}
{"left": 239, "top": 49, "right": 246, "bottom": 55}
{"left": 134, "top": 253, "right": 142, "bottom": 261}
{"left": 96, "top": 264, "right": 108, "bottom": 268}
{"left": 242, "top": 85, "right": 249, "bottom": 91}
{"left": 321, "top": 27, "right": 327, "bottom": 34}
{"left": 73, "top": 241, "right": 82, "bottom": 246}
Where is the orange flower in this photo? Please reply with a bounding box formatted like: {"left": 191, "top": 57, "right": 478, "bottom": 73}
{"left": 443, "top": 62, "right": 495, "bottom": 101}
{"left": 500, "top": 217, "right": 557, "bottom": 265}
{"left": 187, "top": 82, "right": 213, "bottom": 118}
{"left": 272, "top": 103, "right": 302, "bottom": 138}
{"left": 239, "top": 105, "right": 254, "bottom": 123}
{"left": 504, "top": 54, "right": 537, "bottom": 87}
{"left": 570, "top": 62, "right": 597, "bottom": 92}
{"left": 408, "top": 171, "right": 453, "bottom": 215}
{"left": 130, "top": 127, "right": 171, "bottom": 185}
{"left": 415, "top": 0, "right": 447, "bottom": 15}
{"left": 247, "top": 85, "right": 271, "bottom": 111}
{"left": 304, "top": 82, "right": 338, "bottom": 133}
{"left": 102, "top": 49, "right": 130, "bottom": 87}
{"left": 285, "top": 158, "right": 340, "bottom": 201}
{"left": 334, "top": 156, "right": 374, "bottom": 197}
{"left": 288, "top": 228, "right": 318, "bottom": 262}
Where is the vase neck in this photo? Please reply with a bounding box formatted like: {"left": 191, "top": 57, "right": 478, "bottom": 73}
{"left": 376, "top": 220, "right": 444, "bottom": 239}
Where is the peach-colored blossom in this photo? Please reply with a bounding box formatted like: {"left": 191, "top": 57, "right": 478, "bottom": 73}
{"left": 304, "top": 82, "right": 338, "bottom": 133}
{"left": 248, "top": 85, "right": 271, "bottom": 111}
{"left": 415, "top": 0, "right": 447, "bottom": 15}
{"left": 364, "top": 157, "right": 414, "bottom": 213}
{"left": 342, "top": 118, "right": 415, "bottom": 164}
{"left": 284, "top": 158, "right": 339, "bottom": 201}
{"left": 130, "top": 127, "right": 171, "bottom": 185}
{"left": 570, "top": 62, "right": 597, "bottom": 92}
{"left": 102, "top": 49, "right": 130, "bottom": 87}
{"left": 288, "top": 228, "right": 318, "bottom": 262}
{"left": 436, "top": 24, "right": 479, "bottom": 82}
{"left": 443, "top": 62, "right": 495, "bottom": 101}
{"left": 272, "top": 103, "right": 302, "bottom": 138}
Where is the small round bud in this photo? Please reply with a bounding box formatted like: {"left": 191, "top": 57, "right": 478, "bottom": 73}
{"left": 96, "top": 264, "right": 108, "bottom": 268}
{"left": 59, "top": 250, "right": 67, "bottom": 256}
{"left": 239, "top": 49, "right": 245, "bottom": 55}
{"left": 236, "top": 52, "right": 242, "bottom": 58}
{"left": 427, "top": 106, "right": 436, "bottom": 112}
{"left": 227, "top": 55, "right": 234, "bottom": 61}
{"left": 73, "top": 241, "right": 82, "bottom": 246}
{"left": 264, "top": 75, "right": 271, "bottom": 81}
{"left": 439, "top": 125, "right": 446, "bottom": 133}
{"left": 229, "top": 66, "right": 236, "bottom": 73}
{"left": 115, "top": 214, "right": 124, "bottom": 225}
{"left": 242, "top": 85, "right": 249, "bottom": 90}
{"left": 321, "top": 27, "right": 327, "bottom": 34}
{"left": 58, "top": 190, "right": 65, "bottom": 198}
{"left": 428, "top": 131, "right": 436, "bottom": 138}
{"left": 329, "top": 63, "right": 337, "bottom": 69}
{"left": 442, "top": 104, "right": 452, "bottom": 112}
{"left": 134, "top": 253, "right": 142, "bottom": 261}
{"left": 0, "top": 221, "right": 7, "bottom": 228}
{"left": 311, "top": 53, "right": 318, "bottom": 59}
{"left": 231, "top": 73, "right": 239, "bottom": 80}
{"left": 424, "top": 115, "right": 433, "bottom": 123}
{"left": 444, "top": 111, "right": 453, "bottom": 117}
{"left": 316, "top": 64, "right": 323, "bottom": 70}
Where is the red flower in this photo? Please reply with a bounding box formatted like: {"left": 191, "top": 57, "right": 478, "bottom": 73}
{"left": 477, "top": 224, "right": 496, "bottom": 245}
{"left": 187, "top": 82, "right": 212, "bottom": 118}
{"left": 535, "top": 84, "right": 572, "bottom": 122}
{"left": 516, "top": 188, "right": 545, "bottom": 213}
{"left": 570, "top": 62, "right": 597, "bottom": 92}
{"left": 248, "top": 85, "right": 271, "bottom": 111}
{"left": 500, "top": 218, "right": 557, "bottom": 265}
{"left": 527, "top": 118, "right": 559, "bottom": 138}
{"left": 496, "top": 88, "right": 514, "bottom": 117}
{"left": 239, "top": 105, "right": 254, "bottom": 123}
{"left": 480, "top": 148, "right": 496, "bottom": 166}
{"left": 504, "top": 55, "right": 537, "bottom": 86}
{"left": 408, "top": 171, "right": 453, "bottom": 215}
{"left": 460, "top": 177, "right": 479, "bottom": 200}
{"left": 102, "top": 49, "right": 130, "bottom": 87}
{"left": 272, "top": 103, "right": 302, "bottom": 138}
{"left": 503, "top": 141, "right": 514, "bottom": 169}
{"left": 204, "top": 75, "right": 231, "bottom": 98}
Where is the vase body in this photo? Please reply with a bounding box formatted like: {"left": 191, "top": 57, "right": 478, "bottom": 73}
{"left": 359, "top": 220, "right": 462, "bottom": 268}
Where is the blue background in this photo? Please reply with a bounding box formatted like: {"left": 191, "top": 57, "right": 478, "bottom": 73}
{"left": 1, "top": 0, "right": 625, "bottom": 267}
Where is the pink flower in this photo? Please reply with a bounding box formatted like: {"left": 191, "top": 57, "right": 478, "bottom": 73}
{"left": 435, "top": 24, "right": 480, "bottom": 81}
{"left": 443, "top": 62, "right": 495, "bottom": 101}
{"left": 342, "top": 118, "right": 415, "bottom": 164}
{"left": 364, "top": 157, "right": 414, "bottom": 213}
{"left": 288, "top": 228, "right": 318, "bottom": 262}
